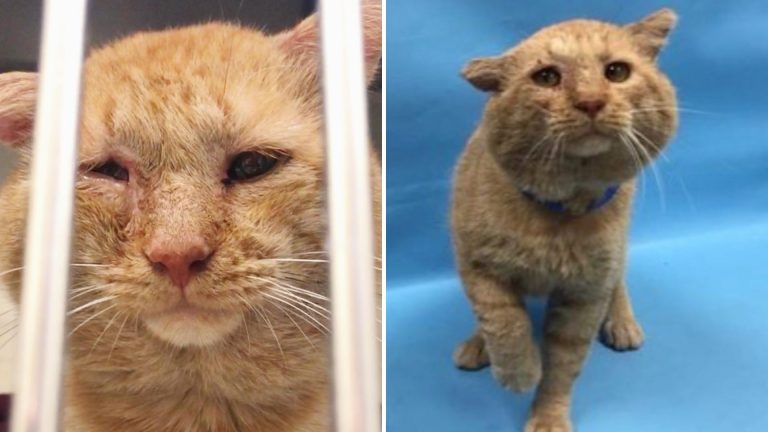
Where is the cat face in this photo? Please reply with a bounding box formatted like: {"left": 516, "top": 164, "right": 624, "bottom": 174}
{"left": 0, "top": 6, "right": 381, "bottom": 355}
{"left": 464, "top": 9, "right": 678, "bottom": 186}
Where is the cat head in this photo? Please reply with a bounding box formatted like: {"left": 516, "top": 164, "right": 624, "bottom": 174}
{"left": 0, "top": 2, "right": 381, "bottom": 361}
{"left": 463, "top": 9, "right": 678, "bottom": 191}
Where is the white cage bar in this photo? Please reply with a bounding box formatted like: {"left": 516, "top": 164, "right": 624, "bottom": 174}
{"left": 319, "top": 1, "right": 380, "bottom": 431}
{"left": 10, "top": 0, "right": 89, "bottom": 431}
{"left": 9, "top": 0, "right": 379, "bottom": 431}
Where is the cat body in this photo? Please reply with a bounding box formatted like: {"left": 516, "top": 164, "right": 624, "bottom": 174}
{"left": 451, "top": 10, "right": 677, "bottom": 432}
{"left": 0, "top": 4, "right": 381, "bottom": 431}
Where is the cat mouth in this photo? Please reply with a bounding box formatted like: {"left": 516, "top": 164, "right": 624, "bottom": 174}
{"left": 143, "top": 300, "right": 241, "bottom": 347}
{"left": 153, "top": 302, "right": 225, "bottom": 319}
{"left": 565, "top": 132, "right": 614, "bottom": 158}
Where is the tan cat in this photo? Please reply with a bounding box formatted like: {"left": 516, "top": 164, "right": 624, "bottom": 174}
{"left": 451, "top": 9, "right": 677, "bottom": 432}
{"left": 0, "top": 4, "right": 381, "bottom": 432}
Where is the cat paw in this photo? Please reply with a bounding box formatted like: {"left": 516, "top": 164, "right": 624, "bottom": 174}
{"left": 600, "top": 317, "right": 644, "bottom": 352}
{"left": 453, "top": 334, "right": 490, "bottom": 370}
{"left": 524, "top": 413, "right": 573, "bottom": 432}
{"left": 491, "top": 358, "right": 541, "bottom": 393}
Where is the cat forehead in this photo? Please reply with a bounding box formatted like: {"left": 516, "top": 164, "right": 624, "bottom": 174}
{"left": 78, "top": 24, "right": 321, "bottom": 162}
{"left": 518, "top": 20, "right": 633, "bottom": 62}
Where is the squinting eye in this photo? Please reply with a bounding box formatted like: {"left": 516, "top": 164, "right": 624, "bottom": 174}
{"left": 90, "top": 159, "right": 129, "bottom": 182}
{"left": 605, "top": 61, "right": 631, "bottom": 82}
{"left": 226, "top": 151, "right": 283, "bottom": 184}
{"left": 531, "top": 66, "right": 561, "bottom": 87}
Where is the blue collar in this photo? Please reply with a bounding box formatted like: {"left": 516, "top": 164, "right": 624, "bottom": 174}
{"left": 521, "top": 185, "right": 620, "bottom": 214}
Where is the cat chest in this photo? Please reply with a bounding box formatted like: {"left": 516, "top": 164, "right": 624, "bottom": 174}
{"left": 468, "top": 226, "right": 622, "bottom": 290}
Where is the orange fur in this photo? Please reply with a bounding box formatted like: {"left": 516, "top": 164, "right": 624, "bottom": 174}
{"left": 452, "top": 9, "right": 677, "bottom": 432}
{"left": 0, "top": 5, "right": 381, "bottom": 431}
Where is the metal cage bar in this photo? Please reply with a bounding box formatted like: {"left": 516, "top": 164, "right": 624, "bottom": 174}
{"left": 319, "top": 1, "right": 380, "bottom": 431}
{"left": 10, "top": 0, "right": 89, "bottom": 431}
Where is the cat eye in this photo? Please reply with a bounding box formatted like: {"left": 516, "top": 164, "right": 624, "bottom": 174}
{"left": 225, "top": 151, "right": 284, "bottom": 184}
{"left": 605, "top": 61, "right": 631, "bottom": 82}
{"left": 531, "top": 66, "right": 561, "bottom": 87}
{"left": 89, "top": 159, "right": 129, "bottom": 182}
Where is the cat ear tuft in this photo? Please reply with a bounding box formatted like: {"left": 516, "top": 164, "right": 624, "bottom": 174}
{"left": 462, "top": 56, "right": 506, "bottom": 93}
{"left": 0, "top": 72, "right": 38, "bottom": 149}
{"left": 625, "top": 8, "right": 678, "bottom": 59}
{"left": 274, "top": 1, "right": 382, "bottom": 85}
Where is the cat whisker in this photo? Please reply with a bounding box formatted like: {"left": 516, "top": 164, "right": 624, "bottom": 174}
{"left": 88, "top": 311, "right": 122, "bottom": 356}
{"left": 262, "top": 297, "right": 317, "bottom": 350}
{"left": 529, "top": 103, "right": 554, "bottom": 116}
{"left": 0, "top": 266, "right": 24, "bottom": 278}
{"left": 1, "top": 263, "right": 107, "bottom": 279}
{"left": 675, "top": 174, "right": 698, "bottom": 213}
{"left": 631, "top": 127, "right": 669, "bottom": 162}
{"left": 254, "top": 304, "right": 284, "bottom": 360}
{"left": 68, "top": 296, "right": 116, "bottom": 316}
{"left": 235, "top": 294, "right": 291, "bottom": 355}
{"left": 0, "top": 308, "right": 17, "bottom": 319}
{"left": 69, "top": 304, "right": 119, "bottom": 337}
{"left": 544, "top": 132, "right": 564, "bottom": 174}
{"left": 241, "top": 310, "right": 252, "bottom": 353}
{"left": 0, "top": 326, "right": 17, "bottom": 351}
{"left": 0, "top": 322, "right": 17, "bottom": 339}
{"left": 70, "top": 285, "right": 110, "bottom": 301}
{"left": 260, "top": 258, "right": 329, "bottom": 264}
{"left": 264, "top": 286, "right": 331, "bottom": 321}
{"left": 290, "top": 251, "right": 329, "bottom": 257}
{"left": 626, "top": 129, "right": 666, "bottom": 212}
{"left": 630, "top": 106, "right": 720, "bottom": 116}
{"left": 278, "top": 251, "right": 380, "bottom": 268}
{"left": 271, "top": 289, "right": 331, "bottom": 318}
{"left": 258, "top": 291, "right": 330, "bottom": 335}
{"left": 617, "top": 132, "right": 644, "bottom": 181}
{"left": 0, "top": 322, "right": 16, "bottom": 339}
{"left": 253, "top": 277, "right": 331, "bottom": 318}
{"left": 636, "top": 102, "right": 718, "bottom": 112}
{"left": 133, "top": 311, "right": 141, "bottom": 337}
{"left": 257, "top": 276, "right": 330, "bottom": 303}
{"left": 108, "top": 313, "right": 130, "bottom": 362}
{"left": 522, "top": 131, "right": 553, "bottom": 165}
{"left": 617, "top": 133, "right": 647, "bottom": 203}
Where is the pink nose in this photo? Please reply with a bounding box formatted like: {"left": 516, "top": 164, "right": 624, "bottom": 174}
{"left": 573, "top": 99, "right": 606, "bottom": 118}
{"left": 145, "top": 237, "right": 213, "bottom": 289}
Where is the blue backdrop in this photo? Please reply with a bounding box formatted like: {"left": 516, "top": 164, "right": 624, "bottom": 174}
{"left": 386, "top": 1, "right": 768, "bottom": 431}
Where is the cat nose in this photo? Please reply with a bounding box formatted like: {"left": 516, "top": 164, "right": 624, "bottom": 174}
{"left": 145, "top": 236, "right": 213, "bottom": 289}
{"left": 573, "top": 99, "right": 606, "bottom": 118}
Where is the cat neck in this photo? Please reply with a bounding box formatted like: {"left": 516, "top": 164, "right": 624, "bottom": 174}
{"left": 521, "top": 184, "right": 620, "bottom": 215}
{"left": 486, "top": 150, "right": 625, "bottom": 215}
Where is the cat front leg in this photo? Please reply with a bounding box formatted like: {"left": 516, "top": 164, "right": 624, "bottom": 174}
{"left": 453, "top": 327, "right": 490, "bottom": 370}
{"left": 600, "top": 280, "right": 645, "bottom": 351}
{"left": 461, "top": 269, "right": 541, "bottom": 392}
{"left": 526, "top": 288, "right": 610, "bottom": 432}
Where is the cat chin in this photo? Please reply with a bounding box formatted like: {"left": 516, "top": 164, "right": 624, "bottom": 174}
{"left": 565, "top": 134, "right": 613, "bottom": 158}
{"left": 143, "top": 307, "right": 241, "bottom": 347}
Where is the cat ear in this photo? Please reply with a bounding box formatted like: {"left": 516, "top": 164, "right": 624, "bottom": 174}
{"left": 625, "top": 8, "right": 678, "bottom": 59}
{"left": 0, "top": 72, "right": 38, "bottom": 149}
{"left": 462, "top": 56, "right": 506, "bottom": 92}
{"left": 274, "top": 1, "right": 382, "bottom": 85}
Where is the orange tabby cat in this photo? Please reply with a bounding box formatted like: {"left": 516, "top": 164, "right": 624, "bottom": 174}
{"left": 0, "top": 4, "right": 381, "bottom": 431}
{"left": 451, "top": 9, "right": 677, "bottom": 432}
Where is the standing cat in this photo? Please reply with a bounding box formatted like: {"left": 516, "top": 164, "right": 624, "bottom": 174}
{"left": 0, "top": 4, "right": 381, "bottom": 431}
{"left": 451, "top": 9, "right": 677, "bottom": 432}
